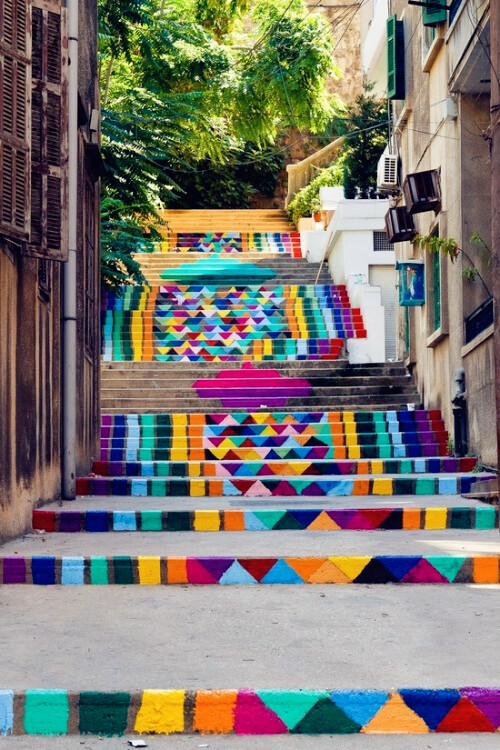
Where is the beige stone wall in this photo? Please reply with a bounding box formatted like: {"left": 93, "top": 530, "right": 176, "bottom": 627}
{"left": 392, "top": 5, "right": 496, "bottom": 466}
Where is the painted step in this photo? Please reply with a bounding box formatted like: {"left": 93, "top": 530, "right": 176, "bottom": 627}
{"left": 5, "top": 686, "right": 500, "bottom": 736}
{"left": 32, "top": 504, "right": 499, "bottom": 533}
{"left": 91, "top": 457, "right": 477, "bottom": 478}
{"left": 2, "top": 550, "right": 500, "bottom": 585}
{"left": 74, "top": 473, "right": 494, "bottom": 497}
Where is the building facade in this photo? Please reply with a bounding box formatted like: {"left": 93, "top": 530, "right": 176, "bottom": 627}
{"left": 0, "top": 0, "right": 101, "bottom": 537}
{"left": 361, "top": 0, "right": 495, "bottom": 466}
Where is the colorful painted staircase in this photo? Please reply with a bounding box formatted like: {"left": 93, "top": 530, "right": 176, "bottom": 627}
{"left": 3, "top": 210, "right": 499, "bottom": 739}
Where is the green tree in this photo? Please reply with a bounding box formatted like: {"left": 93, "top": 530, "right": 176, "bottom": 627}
{"left": 99, "top": 0, "right": 343, "bottom": 292}
{"left": 335, "top": 83, "right": 388, "bottom": 199}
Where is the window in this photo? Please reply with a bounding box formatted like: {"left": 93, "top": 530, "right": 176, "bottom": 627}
{"left": 387, "top": 15, "right": 405, "bottom": 100}
{"left": 464, "top": 297, "right": 493, "bottom": 344}
{"left": 422, "top": 24, "right": 436, "bottom": 61}
{"left": 26, "top": 0, "right": 68, "bottom": 261}
{"left": 448, "top": 0, "right": 463, "bottom": 24}
{"left": 38, "top": 257, "right": 51, "bottom": 301}
{"left": 373, "top": 231, "right": 392, "bottom": 252}
{"left": 431, "top": 248, "right": 441, "bottom": 331}
{"left": 0, "top": 0, "right": 30, "bottom": 241}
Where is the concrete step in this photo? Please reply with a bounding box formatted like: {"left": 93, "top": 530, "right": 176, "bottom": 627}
{"left": 91, "top": 457, "right": 474, "bottom": 478}
{"left": 74, "top": 473, "right": 493, "bottom": 498}
{"left": 2, "top": 584, "right": 500, "bottom": 738}
{"left": 33, "top": 502, "right": 498, "bottom": 533}
{"left": 100, "top": 386, "right": 417, "bottom": 401}
{"left": 100, "top": 396, "right": 422, "bottom": 411}
{"left": 100, "top": 360, "right": 410, "bottom": 374}
{"left": 100, "top": 376, "right": 414, "bottom": 390}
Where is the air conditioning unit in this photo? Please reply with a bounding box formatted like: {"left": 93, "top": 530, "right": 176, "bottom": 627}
{"left": 377, "top": 148, "right": 399, "bottom": 192}
{"left": 385, "top": 206, "right": 417, "bottom": 243}
{"left": 403, "top": 169, "right": 441, "bottom": 214}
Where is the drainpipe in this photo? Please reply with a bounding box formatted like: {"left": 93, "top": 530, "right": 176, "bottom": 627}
{"left": 62, "top": 0, "right": 78, "bottom": 499}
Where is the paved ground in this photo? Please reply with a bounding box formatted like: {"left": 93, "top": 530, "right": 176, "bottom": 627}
{"left": 3, "top": 528, "right": 500, "bottom": 557}
{"left": 37, "top": 494, "right": 488, "bottom": 511}
{"left": 1, "top": 585, "right": 499, "bottom": 690}
{"left": 1, "top": 734, "right": 500, "bottom": 748}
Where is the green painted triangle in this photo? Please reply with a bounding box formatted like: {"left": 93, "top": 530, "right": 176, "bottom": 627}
{"left": 273, "top": 511, "right": 304, "bottom": 530}
{"left": 257, "top": 691, "right": 327, "bottom": 730}
{"left": 254, "top": 510, "right": 287, "bottom": 529}
{"left": 426, "top": 556, "right": 467, "bottom": 582}
{"left": 291, "top": 697, "right": 361, "bottom": 734}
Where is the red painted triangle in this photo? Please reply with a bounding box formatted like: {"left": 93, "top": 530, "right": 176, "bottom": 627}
{"left": 437, "top": 697, "right": 495, "bottom": 732}
{"left": 238, "top": 558, "right": 278, "bottom": 582}
{"left": 359, "top": 509, "right": 393, "bottom": 528}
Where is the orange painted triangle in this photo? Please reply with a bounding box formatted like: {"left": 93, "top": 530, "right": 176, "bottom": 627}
{"left": 284, "top": 558, "right": 326, "bottom": 581}
{"left": 307, "top": 560, "right": 350, "bottom": 584}
{"left": 307, "top": 511, "right": 341, "bottom": 531}
{"left": 437, "top": 697, "right": 495, "bottom": 732}
{"left": 363, "top": 693, "right": 429, "bottom": 734}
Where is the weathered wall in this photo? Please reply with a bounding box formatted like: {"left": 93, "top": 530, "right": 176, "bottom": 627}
{"left": 0, "top": 251, "right": 62, "bottom": 537}
{"left": 0, "top": 0, "right": 100, "bottom": 539}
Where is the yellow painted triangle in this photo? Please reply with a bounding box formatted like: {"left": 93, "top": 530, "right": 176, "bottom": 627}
{"left": 329, "top": 556, "right": 371, "bottom": 581}
{"left": 290, "top": 462, "right": 312, "bottom": 475}
{"left": 243, "top": 449, "right": 262, "bottom": 460}
{"left": 261, "top": 426, "right": 276, "bottom": 436}
{"left": 308, "top": 560, "right": 350, "bottom": 584}
{"left": 363, "top": 694, "right": 429, "bottom": 734}
{"left": 308, "top": 511, "right": 341, "bottom": 530}
{"left": 253, "top": 413, "right": 270, "bottom": 424}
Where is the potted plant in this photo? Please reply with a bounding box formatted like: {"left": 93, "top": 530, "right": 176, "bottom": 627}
{"left": 311, "top": 197, "right": 322, "bottom": 223}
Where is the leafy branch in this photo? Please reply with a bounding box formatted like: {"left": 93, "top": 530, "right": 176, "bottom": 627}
{"left": 415, "top": 233, "right": 492, "bottom": 297}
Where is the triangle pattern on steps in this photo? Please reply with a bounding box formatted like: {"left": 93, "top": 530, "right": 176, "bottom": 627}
{"left": 22, "top": 209, "right": 497, "bottom": 738}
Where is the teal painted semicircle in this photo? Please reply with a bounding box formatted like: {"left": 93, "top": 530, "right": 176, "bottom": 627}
{"left": 160, "top": 258, "right": 276, "bottom": 284}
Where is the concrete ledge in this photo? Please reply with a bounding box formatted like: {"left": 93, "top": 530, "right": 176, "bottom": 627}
{"left": 2, "top": 687, "right": 500, "bottom": 736}
{"left": 461, "top": 323, "right": 494, "bottom": 358}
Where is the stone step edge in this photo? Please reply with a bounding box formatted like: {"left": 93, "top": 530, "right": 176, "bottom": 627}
{"left": 32, "top": 505, "right": 499, "bottom": 533}
{"left": 2, "top": 687, "right": 500, "bottom": 736}
{"left": 2, "top": 553, "right": 500, "bottom": 586}
{"left": 75, "top": 474, "right": 494, "bottom": 498}
{"left": 93, "top": 457, "right": 474, "bottom": 475}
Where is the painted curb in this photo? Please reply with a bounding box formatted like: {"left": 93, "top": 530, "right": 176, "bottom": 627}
{"left": 32, "top": 506, "right": 499, "bottom": 533}
{"left": 2, "top": 688, "right": 500, "bottom": 735}
{"left": 2, "top": 554, "right": 499, "bottom": 585}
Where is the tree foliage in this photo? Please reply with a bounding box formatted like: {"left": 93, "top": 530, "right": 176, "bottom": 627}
{"left": 99, "top": 0, "right": 343, "bottom": 292}
{"left": 334, "top": 83, "right": 387, "bottom": 199}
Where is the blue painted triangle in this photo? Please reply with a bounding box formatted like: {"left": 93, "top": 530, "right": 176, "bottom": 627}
{"left": 288, "top": 510, "right": 323, "bottom": 527}
{"left": 261, "top": 559, "right": 304, "bottom": 584}
{"left": 399, "top": 689, "right": 461, "bottom": 730}
{"left": 243, "top": 512, "right": 268, "bottom": 530}
{"left": 329, "top": 691, "right": 389, "bottom": 726}
{"left": 223, "top": 479, "right": 242, "bottom": 496}
{"left": 219, "top": 560, "right": 258, "bottom": 584}
{"left": 378, "top": 556, "right": 423, "bottom": 579}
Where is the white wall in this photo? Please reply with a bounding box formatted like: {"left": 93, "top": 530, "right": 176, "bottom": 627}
{"left": 322, "top": 199, "right": 395, "bottom": 363}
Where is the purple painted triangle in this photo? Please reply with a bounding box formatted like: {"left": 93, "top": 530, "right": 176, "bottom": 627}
{"left": 196, "top": 557, "right": 235, "bottom": 581}
{"left": 327, "top": 509, "right": 358, "bottom": 528}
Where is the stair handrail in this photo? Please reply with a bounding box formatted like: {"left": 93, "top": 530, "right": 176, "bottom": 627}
{"left": 285, "top": 136, "right": 345, "bottom": 208}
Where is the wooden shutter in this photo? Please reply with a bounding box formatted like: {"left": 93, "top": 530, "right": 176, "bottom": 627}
{"left": 0, "top": 0, "right": 31, "bottom": 241}
{"left": 423, "top": 0, "right": 447, "bottom": 27}
{"left": 25, "top": 0, "right": 68, "bottom": 260}
{"left": 387, "top": 15, "right": 405, "bottom": 101}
